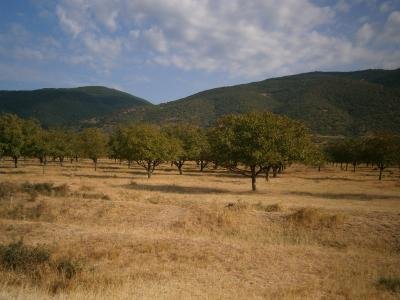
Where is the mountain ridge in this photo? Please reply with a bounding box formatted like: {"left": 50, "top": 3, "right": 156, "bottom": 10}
{"left": 0, "top": 68, "right": 399, "bottom": 135}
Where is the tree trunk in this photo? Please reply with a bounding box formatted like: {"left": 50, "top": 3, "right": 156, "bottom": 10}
{"left": 94, "top": 158, "right": 97, "bottom": 171}
{"left": 318, "top": 165, "right": 321, "bottom": 172}
{"left": 178, "top": 165, "right": 183, "bottom": 175}
{"left": 13, "top": 156, "right": 18, "bottom": 168}
{"left": 379, "top": 165, "right": 383, "bottom": 181}
{"left": 147, "top": 162, "right": 152, "bottom": 179}
{"left": 353, "top": 163, "right": 356, "bottom": 172}
{"left": 251, "top": 166, "right": 257, "bottom": 191}
{"left": 200, "top": 160, "right": 207, "bottom": 172}
{"left": 345, "top": 163, "right": 348, "bottom": 171}
{"left": 265, "top": 166, "right": 270, "bottom": 181}
{"left": 272, "top": 166, "right": 278, "bottom": 178}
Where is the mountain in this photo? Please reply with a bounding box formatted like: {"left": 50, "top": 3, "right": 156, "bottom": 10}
{"left": 0, "top": 86, "right": 152, "bottom": 127}
{"left": 105, "top": 68, "right": 400, "bottom": 135}
{"left": 1, "top": 69, "right": 399, "bottom": 135}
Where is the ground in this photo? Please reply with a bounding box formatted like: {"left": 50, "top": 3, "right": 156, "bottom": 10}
{"left": 0, "top": 159, "right": 399, "bottom": 299}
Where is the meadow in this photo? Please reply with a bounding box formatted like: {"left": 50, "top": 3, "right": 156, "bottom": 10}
{"left": 0, "top": 159, "right": 399, "bottom": 299}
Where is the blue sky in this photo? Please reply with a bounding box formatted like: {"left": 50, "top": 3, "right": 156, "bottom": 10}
{"left": 0, "top": 0, "right": 399, "bottom": 103}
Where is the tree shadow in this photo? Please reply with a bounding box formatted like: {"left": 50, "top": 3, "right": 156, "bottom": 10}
{"left": 293, "top": 176, "right": 365, "bottom": 182}
{"left": 286, "top": 191, "right": 400, "bottom": 201}
{"left": 124, "top": 182, "right": 232, "bottom": 194}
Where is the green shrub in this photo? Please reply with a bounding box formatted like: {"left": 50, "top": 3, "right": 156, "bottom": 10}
{"left": 378, "top": 277, "right": 400, "bottom": 292}
{"left": 56, "top": 257, "right": 78, "bottom": 280}
{"left": 0, "top": 240, "right": 50, "bottom": 271}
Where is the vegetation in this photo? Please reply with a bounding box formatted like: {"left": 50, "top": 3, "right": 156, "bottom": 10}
{"left": 104, "top": 68, "right": 400, "bottom": 136}
{"left": 325, "top": 134, "right": 400, "bottom": 180}
{"left": 1, "top": 69, "right": 399, "bottom": 136}
{"left": 211, "top": 112, "right": 314, "bottom": 191}
{"left": 0, "top": 86, "right": 151, "bottom": 127}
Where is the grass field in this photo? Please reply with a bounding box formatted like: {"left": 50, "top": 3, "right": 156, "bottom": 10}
{"left": 0, "top": 159, "right": 399, "bottom": 299}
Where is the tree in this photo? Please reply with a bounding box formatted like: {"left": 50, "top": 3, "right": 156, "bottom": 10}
{"left": 120, "top": 124, "right": 181, "bottom": 178}
{"left": 47, "top": 128, "right": 71, "bottom": 166}
{"left": 211, "top": 112, "right": 313, "bottom": 191}
{"left": 363, "top": 133, "right": 398, "bottom": 180}
{"left": 163, "top": 124, "right": 203, "bottom": 174}
{"left": 0, "top": 114, "right": 25, "bottom": 168}
{"left": 197, "top": 129, "right": 212, "bottom": 172}
{"left": 80, "top": 128, "right": 109, "bottom": 171}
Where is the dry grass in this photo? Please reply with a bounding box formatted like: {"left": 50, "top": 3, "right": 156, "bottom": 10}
{"left": 0, "top": 159, "right": 399, "bottom": 299}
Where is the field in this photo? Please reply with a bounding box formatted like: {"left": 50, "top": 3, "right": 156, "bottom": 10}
{"left": 0, "top": 159, "right": 399, "bottom": 299}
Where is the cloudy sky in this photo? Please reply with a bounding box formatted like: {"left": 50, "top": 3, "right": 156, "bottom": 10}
{"left": 0, "top": 0, "right": 399, "bottom": 103}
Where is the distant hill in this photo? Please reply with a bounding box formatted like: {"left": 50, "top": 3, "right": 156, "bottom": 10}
{"left": 0, "top": 86, "right": 151, "bottom": 127}
{"left": 1, "top": 69, "right": 399, "bottom": 135}
{"left": 105, "top": 68, "right": 400, "bottom": 135}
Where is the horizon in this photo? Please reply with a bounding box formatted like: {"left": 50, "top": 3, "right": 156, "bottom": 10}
{"left": 1, "top": 1, "right": 400, "bottom": 103}
{"left": 0, "top": 66, "right": 399, "bottom": 105}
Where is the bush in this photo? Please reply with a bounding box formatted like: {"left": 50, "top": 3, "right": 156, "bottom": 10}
{"left": 56, "top": 257, "right": 78, "bottom": 280}
{"left": 0, "top": 182, "right": 19, "bottom": 200}
{"left": 22, "top": 182, "right": 69, "bottom": 197}
{"left": 378, "top": 277, "right": 400, "bottom": 292}
{"left": 286, "top": 207, "right": 345, "bottom": 229}
{"left": 0, "top": 240, "right": 50, "bottom": 271}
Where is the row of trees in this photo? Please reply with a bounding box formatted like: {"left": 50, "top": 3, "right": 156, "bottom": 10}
{"left": 1, "top": 112, "right": 398, "bottom": 189}
{"left": 0, "top": 114, "right": 108, "bottom": 171}
{"left": 325, "top": 134, "right": 400, "bottom": 180}
{"left": 0, "top": 112, "right": 318, "bottom": 191}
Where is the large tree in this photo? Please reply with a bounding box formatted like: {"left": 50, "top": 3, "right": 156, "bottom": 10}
{"left": 120, "top": 124, "right": 181, "bottom": 178}
{"left": 80, "top": 128, "right": 109, "bottom": 171}
{"left": 211, "top": 112, "right": 313, "bottom": 191}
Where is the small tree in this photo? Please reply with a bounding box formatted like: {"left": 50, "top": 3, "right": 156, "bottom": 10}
{"left": 80, "top": 128, "right": 109, "bottom": 171}
{"left": 211, "top": 112, "right": 313, "bottom": 191}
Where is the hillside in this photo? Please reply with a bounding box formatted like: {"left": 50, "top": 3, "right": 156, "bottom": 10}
{"left": 0, "top": 86, "right": 151, "bottom": 127}
{"left": 106, "top": 68, "right": 400, "bottom": 135}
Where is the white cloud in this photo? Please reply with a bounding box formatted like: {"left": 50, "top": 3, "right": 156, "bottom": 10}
{"left": 336, "top": 0, "right": 351, "bottom": 13}
{"left": 356, "top": 23, "right": 375, "bottom": 45}
{"left": 142, "top": 27, "right": 168, "bottom": 53}
{"left": 53, "top": 0, "right": 399, "bottom": 77}
{"left": 382, "top": 10, "right": 400, "bottom": 43}
{"left": 379, "top": 1, "right": 392, "bottom": 13}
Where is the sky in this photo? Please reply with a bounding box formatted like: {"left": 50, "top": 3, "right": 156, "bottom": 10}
{"left": 0, "top": 0, "right": 399, "bottom": 103}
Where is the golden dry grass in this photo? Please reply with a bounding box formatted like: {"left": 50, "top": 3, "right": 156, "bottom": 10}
{"left": 0, "top": 159, "right": 399, "bottom": 299}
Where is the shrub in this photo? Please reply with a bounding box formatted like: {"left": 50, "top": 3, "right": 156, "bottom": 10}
{"left": 0, "top": 182, "right": 19, "bottom": 200}
{"left": 286, "top": 207, "right": 345, "bottom": 229}
{"left": 0, "top": 240, "right": 50, "bottom": 272}
{"left": 378, "top": 277, "right": 400, "bottom": 292}
{"left": 56, "top": 257, "right": 78, "bottom": 280}
{"left": 22, "top": 182, "right": 69, "bottom": 197}
{"left": 253, "top": 202, "right": 283, "bottom": 212}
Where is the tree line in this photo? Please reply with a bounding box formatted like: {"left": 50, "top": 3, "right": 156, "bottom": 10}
{"left": 324, "top": 135, "right": 400, "bottom": 180}
{"left": 0, "top": 112, "right": 398, "bottom": 190}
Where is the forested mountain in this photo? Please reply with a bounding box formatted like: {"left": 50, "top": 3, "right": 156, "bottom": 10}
{"left": 105, "top": 68, "right": 400, "bottom": 135}
{"left": 0, "top": 69, "right": 399, "bottom": 135}
{"left": 0, "top": 86, "right": 151, "bottom": 127}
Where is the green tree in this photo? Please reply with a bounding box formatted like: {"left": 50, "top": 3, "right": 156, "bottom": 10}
{"left": 47, "top": 128, "right": 71, "bottom": 166}
{"left": 80, "top": 128, "right": 109, "bottom": 171}
{"left": 121, "top": 124, "right": 181, "bottom": 178}
{"left": 363, "top": 133, "right": 398, "bottom": 180}
{"left": 163, "top": 124, "right": 203, "bottom": 174}
{"left": 0, "top": 114, "right": 25, "bottom": 168}
{"left": 211, "top": 112, "right": 313, "bottom": 191}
